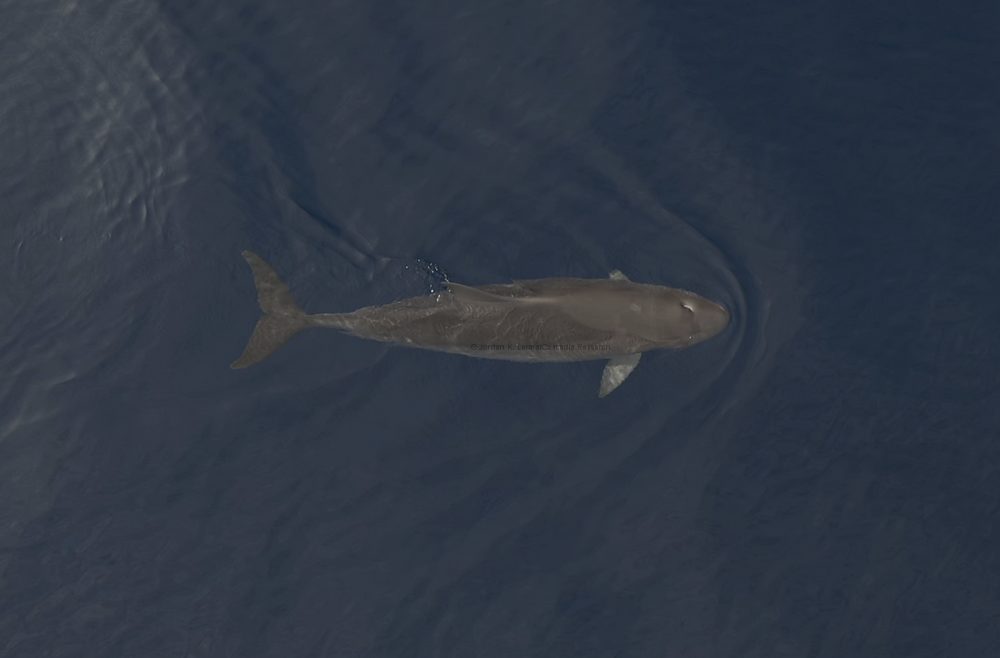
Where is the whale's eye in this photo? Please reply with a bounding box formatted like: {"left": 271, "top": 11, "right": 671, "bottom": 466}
{"left": 680, "top": 301, "right": 694, "bottom": 312}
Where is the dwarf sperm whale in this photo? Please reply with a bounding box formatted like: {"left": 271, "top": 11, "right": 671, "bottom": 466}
{"left": 232, "top": 251, "right": 729, "bottom": 397}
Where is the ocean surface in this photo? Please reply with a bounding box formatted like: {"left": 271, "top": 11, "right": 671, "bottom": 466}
{"left": 2, "top": 0, "right": 998, "bottom": 656}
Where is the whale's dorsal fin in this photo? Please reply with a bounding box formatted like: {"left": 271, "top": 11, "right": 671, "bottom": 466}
{"left": 599, "top": 353, "right": 642, "bottom": 397}
{"left": 447, "top": 282, "right": 516, "bottom": 303}
{"left": 609, "top": 270, "right": 629, "bottom": 281}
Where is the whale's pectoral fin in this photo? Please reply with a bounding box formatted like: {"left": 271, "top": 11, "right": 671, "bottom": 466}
{"left": 447, "top": 282, "right": 516, "bottom": 303}
{"left": 599, "top": 353, "right": 642, "bottom": 397}
{"left": 609, "top": 269, "right": 629, "bottom": 281}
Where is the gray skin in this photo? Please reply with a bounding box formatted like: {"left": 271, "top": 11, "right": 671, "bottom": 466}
{"left": 232, "top": 251, "right": 730, "bottom": 396}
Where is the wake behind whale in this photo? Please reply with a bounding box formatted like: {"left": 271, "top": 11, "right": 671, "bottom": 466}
{"left": 232, "top": 251, "right": 730, "bottom": 397}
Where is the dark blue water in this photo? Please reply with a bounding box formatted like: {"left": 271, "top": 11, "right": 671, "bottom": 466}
{"left": 3, "top": 0, "right": 998, "bottom": 656}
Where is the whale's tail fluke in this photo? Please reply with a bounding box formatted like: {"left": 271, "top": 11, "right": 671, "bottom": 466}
{"left": 231, "top": 251, "right": 313, "bottom": 369}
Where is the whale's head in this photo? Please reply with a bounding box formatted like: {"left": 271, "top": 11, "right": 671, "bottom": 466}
{"left": 535, "top": 282, "right": 731, "bottom": 348}
{"left": 627, "top": 288, "right": 730, "bottom": 346}
{"left": 676, "top": 291, "right": 730, "bottom": 344}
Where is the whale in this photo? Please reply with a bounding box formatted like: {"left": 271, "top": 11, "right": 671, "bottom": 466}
{"left": 232, "top": 251, "right": 729, "bottom": 397}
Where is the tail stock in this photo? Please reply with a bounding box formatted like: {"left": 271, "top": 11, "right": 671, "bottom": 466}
{"left": 231, "top": 251, "right": 313, "bottom": 368}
